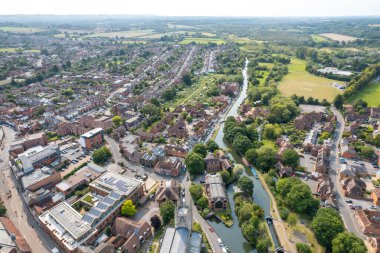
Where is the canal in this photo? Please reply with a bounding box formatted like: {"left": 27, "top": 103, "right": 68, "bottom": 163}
{"left": 210, "top": 59, "right": 280, "bottom": 253}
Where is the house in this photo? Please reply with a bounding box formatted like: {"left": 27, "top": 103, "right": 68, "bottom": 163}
{"left": 339, "top": 164, "right": 367, "bottom": 179}
{"left": 341, "top": 145, "right": 356, "bottom": 159}
{"left": 205, "top": 174, "right": 228, "bottom": 210}
{"left": 315, "top": 150, "right": 329, "bottom": 174}
{"left": 316, "top": 177, "right": 333, "bottom": 201}
{"left": 0, "top": 217, "right": 32, "bottom": 253}
{"left": 219, "top": 82, "right": 239, "bottom": 96}
{"left": 204, "top": 153, "right": 222, "bottom": 172}
{"left": 342, "top": 178, "right": 366, "bottom": 198}
{"left": 339, "top": 164, "right": 355, "bottom": 180}
{"left": 165, "top": 144, "right": 187, "bottom": 158}
{"left": 154, "top": 157, "right": 183, "bottom": 177}
{"left": 168, "top": 118, "right": 188, "bottom": 139}
{"left": 355, "top": 209, "right": 380, "bottom": 236}
{"left": 136, "top": 130, "right": 155, "bottom": 142}
{"left": 294, "top": 112, "right": 325, "bottom": 131}
{"left": 155, "top": 180, "right": 180, "bottom": 204}
{"left": 111, "top": 217, "right": 152, "bottom": 253}
{"left": 370, "top": 108, "right": 380, "bottom": 119}
{"left": 371, "top": 189, "right": 380, "bottom": 206}
{"left": 275, "top": 162, "right": 293, "bottom": 178}
{"left": 80, "top": 128, "right": 104, "bottom": 150}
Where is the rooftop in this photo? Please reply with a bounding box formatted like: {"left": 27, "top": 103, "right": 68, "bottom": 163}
{"left": 90, "top": 171, "right": 143, "bottom": 196}
{"left": 21, "top": 166, "right": 57, "bottom": 189}
{"left": 80, "top": 128, "right": 103, "bottom": 138}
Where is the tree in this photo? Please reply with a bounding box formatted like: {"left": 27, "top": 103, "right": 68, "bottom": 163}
{"left": 332, "top": 232, "right": 367, "bottom": 253}
{"left": 263, "top": 124, "right": 282, "bottom": 139}
{"left": 150, "top": 215, "right": 162, "bottom": 231}
{"left": 112, "top": 115, "right": 123, "bottom": 126}
{"left": 121, "top": 200, "right": 137, "bottom": 217}
{"left": 254, "top": 146, "right": 276, "bottom": 172}
{"left": 220, "top": 170, "right": 231, "bottom": 184}
{"left": 245, "top": 148, "right": 258, "bottom": 164}
{"left": 92, "top": 146, "right": 112, "bottom": 165}
{"left": 241, "top": 222, "right": 257, "bottom": 245}
{"left": 185, "top": 152, "right": 205, "bottom": 175}
{"left": 285, "top": 182, "right": 319, "bottom": 213}
{"left": 311, "top": 208, "right": 345, "bottom": 248}
{"left": 287, "top": 213, "right": 298, "bottom": 226}
{"left": 334, "top": 94, "right": 344, "bottom": 109}
{"left": 233, "top": 164, "right": 244, "bottom": 177}
{"left": 197, "top": 196, "right": 208, "bottom": 210}
{"left": 296, "top": 243, "right": 312, "bottom": 253}
{"left": 0, "top": 203, "right": 6, "bottom": 216}
{"left": 206, "top": 140, "right": 219, "bottom": 152}
{"left": 232, "top": 133, "right": 253, "bottom": 154}
{"left": 160, "top": 199, "right": 175, "bottom": 225}
{"left": 193, "top": 143, "right": 208, "bottom": 157}
{"left": 182, "top": 73, "right": 192, "bottom": 86}
{"left": 257, "top": 239, "right": 271, "bottom": 253}
{"left": 189, "top": 184, "right": 203, "bottom": 202}
{"left": 282, "top": 149, "right": 299, "bottom": 168}
{"left": 374, "top": 134, "right": 380, "bottom": 147}
{"left": 238, "top": 176, "right": 254, "bottom": 195}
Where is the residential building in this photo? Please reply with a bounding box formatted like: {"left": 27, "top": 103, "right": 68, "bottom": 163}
{"left": 355, "top": 209, "right": 380, "bottom": 237}
{"left": 80, "top": 128, "right": 104, "bottom": 150}
{"left": 0, "top": 217, "right": 31, "bottom": 253}
{"left": 154, "top": 157, "right": 183, "bottom": 177}
{"left": 119, "top": 135, "right": 142, "bottom": 162}
{"left": 372, "top": 189, "right": 380, "bottom": 206}
{"left": 9, "top": 132, "right": 48, "bottom": 155}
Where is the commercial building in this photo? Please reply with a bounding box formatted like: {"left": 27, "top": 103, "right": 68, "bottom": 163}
{"left": 21, "top": 167, "right": 62, "bottom": 191}
{"left": 40, "top": 172, "right": 145, "bottom": 253}
{"left": 9, "top": 132, "right": 48, "bottom": 155}
{"left": 80, "top": 128, "right": 104, "bottom": 150}
{"left": 16, "top": 145, "right": 61, "bottom": 174}
{"left": 205, "top": 174, "right": 228, "bottom": 210}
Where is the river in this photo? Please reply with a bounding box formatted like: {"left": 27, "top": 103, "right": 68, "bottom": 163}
{"left": 210, "top": 59, "right": 280, "bottom": 253}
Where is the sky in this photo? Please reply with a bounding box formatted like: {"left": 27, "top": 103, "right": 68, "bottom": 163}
{"left": 1, "top": 0, "right": 380, "bottom": 17}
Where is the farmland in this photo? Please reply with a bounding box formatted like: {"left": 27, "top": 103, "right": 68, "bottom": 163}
{"left": 348, "top": 80, "right": 380, "bottom": 107}
{"left": 180, "top": 37, "right": 225, "bottom": 45}
{"left": 311, "top": 34, "right": 329, "bottom": 42}
{"left": 319, "top": 33, "right": 358, "bottom": 42}
{"left": 84, "top": 29, "right": 155, "bottom": 38}
{"left": 278, "top": 58, "right": 342, "bottom": 102}
{"left": 0, "top": 26, "right": 44, "bottom": 33}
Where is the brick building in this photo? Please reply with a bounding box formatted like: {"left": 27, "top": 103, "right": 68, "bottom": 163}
{"left": 80, "top": 128, "right": 104, "bottom": 150}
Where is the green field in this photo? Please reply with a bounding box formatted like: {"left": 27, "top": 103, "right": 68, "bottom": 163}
{"left": 180, "top": 37, "right": 225, "bottom": 45}
{"left": 278, "top": 58, "right": 342, "bottom": 102}
{"left": 348, "top": 80, "right": 380, "bottom": 107}
{"left": 311, "top": 34, "right": 329, "bottom": 42}
{"left": 0, "top": 48, "right": 40, "bottom": 53}
{"left": 84, "top": 29, "right": 155, "bottom": 38}
{"left": 0, "top": 26, "right": 44, "bottom": 33}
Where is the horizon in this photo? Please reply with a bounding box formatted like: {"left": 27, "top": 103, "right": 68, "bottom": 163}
{"left": 2, "top": 0, "right": 380, "bottom": 17}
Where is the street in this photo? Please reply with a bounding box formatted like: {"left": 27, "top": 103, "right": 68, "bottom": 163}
{"left": 330, "top": 107, "right": 364, "bottom": 238}
{"left": 0, "top": 126, "right": 59, "bottom": 253}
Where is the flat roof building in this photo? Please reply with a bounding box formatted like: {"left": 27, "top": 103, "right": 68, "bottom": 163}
{"left": 80, "top": 128, "right": 104, "bottom": 150}
{"left": 21, "top": 167, "right": 62, "bottom": 191}
{"left": 17, "top": 144, "right": 61, "bottom": 174}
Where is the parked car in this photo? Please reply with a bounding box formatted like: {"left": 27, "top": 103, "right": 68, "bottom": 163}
{"left": 340, "top": 158, "right": 347, "bottom": 164}
{"left": 346, "top": 199, "right": 353, "bottom": 204}
{"left": 209, "top": 226, "right": 214, "bottom": 233}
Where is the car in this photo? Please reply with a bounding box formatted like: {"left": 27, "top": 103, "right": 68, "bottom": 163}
{"left": 360, "top": 163, "right": 365, "bottom": 166}
{"left": 374, "top": 165, "right": 379, "bottom": 169}
{"left": 304, "top": 176, "right": 308, "bottom": 181}
{"left": 186, "top": 176, "right": 189, "bottom": 181}
{"left": 346, "top": 199, "right": 353, "bottom": 204}
{"left": 340, "top": 158, "right": 347, "bottom": 164}
{"left": 369, "top": 205, "right": 377, "bottom": 210}
{"left": 350, "top": 206, "right": 356, "bottom": 210}
{"left": 208, "top": 226, "right": 214, "bottom": 233}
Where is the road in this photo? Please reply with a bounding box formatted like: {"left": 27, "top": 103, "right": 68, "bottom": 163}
{"left": 105, "top": 135, "right": 222, "bottom": 252}
{"left": 181, "top": 174, "right": 223, "bottom": 253}
{"left": 0, "top": 126, "right": 58, "bottom": 253}
{"left": 330, "top": 106, "right": 364, "bottom": 238}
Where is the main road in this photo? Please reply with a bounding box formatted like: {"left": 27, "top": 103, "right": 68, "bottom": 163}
{"left": 0, "top": 126, "right": 59, "bottom": 253}
{"left": 330, "top": 106, "right": 364, "bottom": 238}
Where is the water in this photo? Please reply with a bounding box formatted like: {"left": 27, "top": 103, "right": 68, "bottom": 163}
{"left": 210, "top": 59, "right": 279, "bottom": 253}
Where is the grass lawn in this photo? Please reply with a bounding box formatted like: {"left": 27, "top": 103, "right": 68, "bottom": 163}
{"left": 347, "top": 80, "right": 380, "bottom": 107}
{"left": 84, "top": 29, "right": 155, "bottom": 38}
{"left": 0, "top": 26, "right": 44, "bottom": 33}
{"left": 319, "top": 33, "right": 358, "bottom": 42}
{"left": 0, "top": 48, "right": 18, "bottom": 52}
{"left": 278, "top": 58, "right": 342, "bottom": 102}
{"left": 180, "top": 37, "right": 225, "bottom": 45}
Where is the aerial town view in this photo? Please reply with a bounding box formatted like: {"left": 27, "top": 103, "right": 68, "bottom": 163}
{"left": 0, "top": 1, "right": 379, "bottom": 253}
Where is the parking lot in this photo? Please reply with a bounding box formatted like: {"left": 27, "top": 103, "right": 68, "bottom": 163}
{"left": 59, "top": 142, "right": 91, "bottom": 176}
